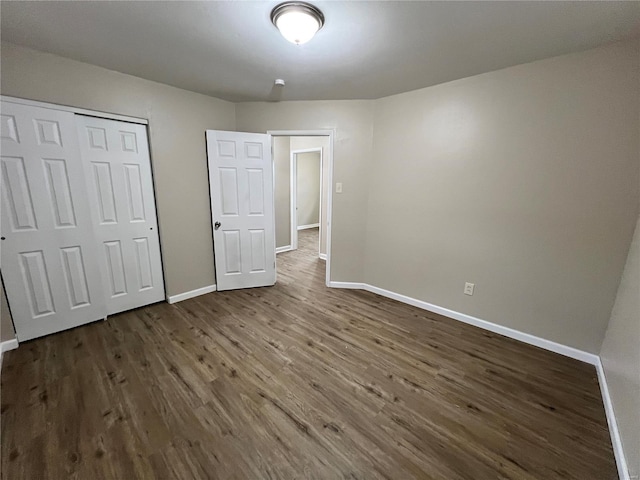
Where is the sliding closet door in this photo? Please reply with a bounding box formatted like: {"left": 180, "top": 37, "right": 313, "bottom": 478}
{"left": 76, "top": 116, "right": 164, "bottom": 314}
{"left": 0, "top": 102, "right": 107, "bottom": 341}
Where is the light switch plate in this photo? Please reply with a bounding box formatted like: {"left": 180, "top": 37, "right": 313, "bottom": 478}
{"left": 464, "top": 282, "right": 475, "bottom": 295}
{"left": 336, "top": 182, "right": 343, "bottom": 193}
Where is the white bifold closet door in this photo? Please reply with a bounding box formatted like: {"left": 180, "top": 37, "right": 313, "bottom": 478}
{"left": 0, "top": 102, "right": 107, "bottom": 341}
{"left": 76, "top": 115, "right": 164, "bottom": 315}
{"left": 1, "top": 100, "right": 165, "bottom": 341}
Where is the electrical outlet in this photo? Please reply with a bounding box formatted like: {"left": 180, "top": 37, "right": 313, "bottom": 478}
{"left": 336, "top": 182, "right": 343, "bottom": 193}
{"left": 464, "top": 282, "right": 475, "bottom": 296}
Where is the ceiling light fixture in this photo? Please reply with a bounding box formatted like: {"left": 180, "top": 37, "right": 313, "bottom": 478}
{"left": 270, "top": 2, "right": 325, "bottom": 45}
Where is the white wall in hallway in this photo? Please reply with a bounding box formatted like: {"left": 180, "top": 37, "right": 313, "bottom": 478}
{"left": 296, "top": 151, "right": 321, "bottom": 228}
{"left": 273, "top": 136, "right": 292, "bottom": 249}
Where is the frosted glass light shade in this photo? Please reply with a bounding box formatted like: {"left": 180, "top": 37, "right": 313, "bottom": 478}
{"left": 271, "top": 2, "right": 324, "bottom": 45}
{"left": 276, "top": 10, "right": 320, "bottom": 45}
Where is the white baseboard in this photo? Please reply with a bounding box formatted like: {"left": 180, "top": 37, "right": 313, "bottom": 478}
{"left": 596, "top": 359, "right": 630, "bottom": 480}
{"left": 1, "top": 338, "right": 19, "bottom": 367}
{"left": 1, "top": 338, "right": 18, "bottom": 354}
{"left": 319, "top": 253, "right": 327, "bottom": 260}
{"left": 297, "top": 223, "right": 319, "bottom": 230}
{"left": 328, "top": 281, "right": 366, "bottom": 290}
{"left": 167, "top": 284, "right": 216, "bottom": 304}
{"left": 276, "top": 245, "right": 293, "bottom": 254}
{"left": 328, "top": 281, "right": 599, "bottom": 365}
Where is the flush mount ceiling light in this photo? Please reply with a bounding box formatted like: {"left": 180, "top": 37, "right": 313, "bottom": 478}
{"left": 271, "top": 2, "right": 325, "bottom": 45}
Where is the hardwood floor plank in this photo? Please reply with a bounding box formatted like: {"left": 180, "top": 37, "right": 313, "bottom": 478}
{"left": 1, "top": 228, "right": 616, "bottom": 479}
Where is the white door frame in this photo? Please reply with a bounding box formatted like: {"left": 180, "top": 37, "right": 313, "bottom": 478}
{"left": 268, "top": 130, "right": 334, "bottom": 287}
{"left": 290, "top": 147, "right": 323, "bottom": 256}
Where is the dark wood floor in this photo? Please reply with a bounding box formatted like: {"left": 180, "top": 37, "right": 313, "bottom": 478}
{"left": 2, "top": 228, "right": 616, "bottom": 479}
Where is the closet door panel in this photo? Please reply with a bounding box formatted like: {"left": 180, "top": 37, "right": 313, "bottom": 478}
{"left": 77, "top": 116, "right": 164, "bottom": 314}
{"left": 0, "top": 102, "right": 107, "bottom": 341}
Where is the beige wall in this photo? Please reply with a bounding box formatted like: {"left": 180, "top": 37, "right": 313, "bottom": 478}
{"left": 0, "top": 42, "right": 236, "bottom": 303}
{"left": 296, "top": 152, "right": 321, "bottom": 227}
{"left": 365, "top": 39, "right": 640, "bottom": 353}
{"left": 236, "top": 101, "right": 374, "bottom": 282}
{"left": 2, "top": 39, "right": 638, "bottom": 359}
{"left": 290, "top": 136, "right": 330, "bottom": 256}
{"left": 1, "top": 285, "right": 13, "bottom": 343}
{"left": 600, "top": 214, "right": 640, "bottom": 478}
{"left": 273, "top": 136, "right": 291, "bottom": 249}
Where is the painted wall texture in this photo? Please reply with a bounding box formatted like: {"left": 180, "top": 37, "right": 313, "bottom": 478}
{"left": 237, "top": 102, "right": 374, "bottom": 283}
{"left": 1, "top": 42, "right": 236, "bottom": 304}
{"left": 365, "top": 39, "right": 639, "bottom": 353}
{"left": 2, "top": 40, "right": 638, "bottom": 368}
{"left": 600, "top": 214, "right": 640, "bottom": 478}
{"left": 296, "top": 151, "right": 321, "bottom": 228}
{"left": 273, "top": 136, "right": 292, "bottom": 249}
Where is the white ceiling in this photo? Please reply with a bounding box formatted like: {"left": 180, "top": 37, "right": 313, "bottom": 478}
{"left": 2, "top": 1, "right": 639, "bottom": 103}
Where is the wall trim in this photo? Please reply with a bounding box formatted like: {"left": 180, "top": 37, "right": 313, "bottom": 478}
{"left": 167, "top": 284, "right": 217, "bottom": 304}
{"left": 328, "top": 281, "right": 599, "bottom": 365}
{"left": 1, "top": 95, "right": 148, "bottom": 124}
{"left": 319, "top": 253, "right": 327, "bottom": 260}
{"left": 596, "top": 359, "right": 630, "bottom": 480}
{"left": 0, "top": 338, "right": 19, "bottom": 367}
{"left": 1, "top": 338, "right": 19, "bottom": 354}
{"left": 298, "top": 223, "right": 320, "bottom": 230}
{"left": 276, "top": 245, "right": 293, "bottom": 254}
{"left": 328, "top": 281, "right": 367, "bottom": 290}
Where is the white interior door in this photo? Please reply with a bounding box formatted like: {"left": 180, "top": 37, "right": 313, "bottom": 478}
{"left": 206, "top": 130, "right": 275, "bottom": 291}
{"left": 0, "top": 102, "right": 107, "bottom": 341}
{"left": 76, "top": 115, "right": 165, "bottom": 314}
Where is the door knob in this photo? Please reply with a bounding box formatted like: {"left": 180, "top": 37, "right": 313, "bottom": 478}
{"left": 214, "top": 221, "right": 221, "bottom": 230}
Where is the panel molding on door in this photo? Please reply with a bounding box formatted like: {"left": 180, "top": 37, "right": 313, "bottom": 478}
{"left": 206, "top": 130, "right": 275, "bottom": 291}
{"left": 0, "top": 102, "right": 107, "bottom": 341}
{"left": 76, "top": 115, "right": 164, "bottom": 314}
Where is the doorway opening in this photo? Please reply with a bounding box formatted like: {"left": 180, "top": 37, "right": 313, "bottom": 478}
{"left": 269, "top": 131, "right": 333, "bottom": 287}
{"left": 291, "top": 147, "right": 323, "bottom": 257}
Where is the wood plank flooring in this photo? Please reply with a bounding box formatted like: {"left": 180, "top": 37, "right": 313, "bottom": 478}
{"left": 2, "top": 228, "right": 616, "bottom": 479}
